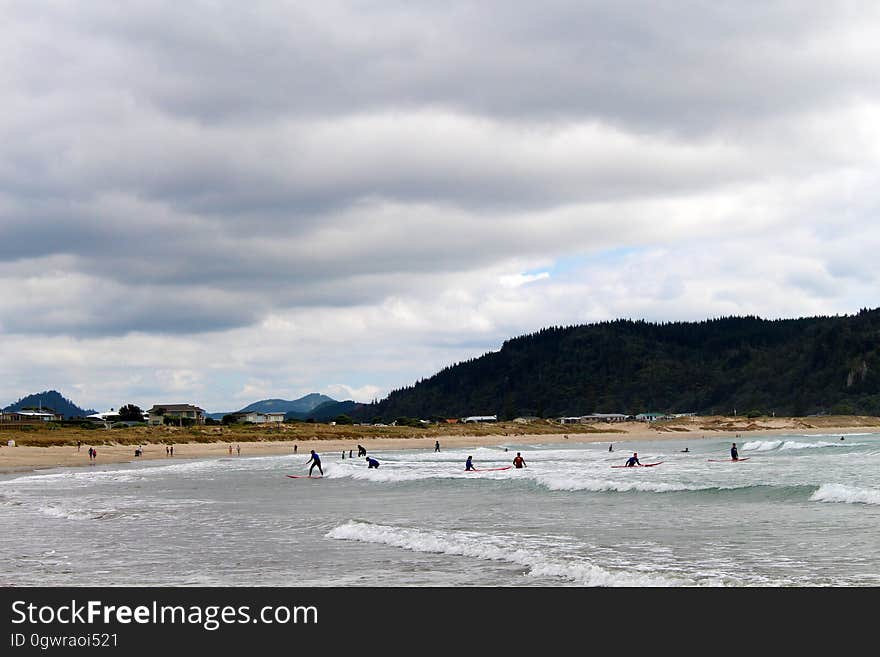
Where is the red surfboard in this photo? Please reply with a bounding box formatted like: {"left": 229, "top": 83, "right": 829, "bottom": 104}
{"left": 465, "top": 466, "right": 513, "bottom": 472}
{"left": 707, "top": 458, "right": 751, "bottom": 462}
{"left": 287, "top": 475, "right": 323, "bottom": 478}
{"left": 611, "top": 461, "right": 664, "bottom": 468}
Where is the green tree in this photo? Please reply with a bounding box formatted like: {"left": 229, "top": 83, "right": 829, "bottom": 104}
{"left": 117, "top": 404, "right": 144, "bottom": 421}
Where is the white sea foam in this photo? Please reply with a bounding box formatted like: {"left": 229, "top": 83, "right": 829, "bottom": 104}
{"left": 742, "top": 440, "right": 783, "bottom": 451}
{"left": 533, "top": 475, "right": 699, "bottom": 493}
{"left": 742, "top": 439, "right": 866, "bottom": 452}
{"left": 327, "top": 520, "right": 692, "bottom": 586}
{"left": 810, "top": 483, "right": 880, "bottom": 506}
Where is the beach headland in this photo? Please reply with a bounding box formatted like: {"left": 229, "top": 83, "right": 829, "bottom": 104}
{"left": 2, "top": 415, "right": 878, "bottom": 473}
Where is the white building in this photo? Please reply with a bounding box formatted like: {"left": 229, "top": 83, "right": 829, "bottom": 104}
{"left": 462, "top": 415, "right": 498, "bottom": 423}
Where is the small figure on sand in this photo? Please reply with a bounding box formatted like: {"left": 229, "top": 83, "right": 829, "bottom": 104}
{"left": 366, "top": 456, "right": 380, "bottom": 469}
{"left": 236, "top": 445, "right": 240, "bottom": 455}
{"left": 435, "top": 440, "right": 441, "bottom": 452}
{"left": 294, "top": 444, "right": 297, "bottom": 453}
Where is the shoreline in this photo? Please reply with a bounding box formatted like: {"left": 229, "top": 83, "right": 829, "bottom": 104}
{"left": 2, "top": 419, "right": 877, "bottom": 474}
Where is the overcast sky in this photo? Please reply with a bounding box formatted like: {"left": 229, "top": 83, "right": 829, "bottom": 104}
{"left": 2, "top": 1, "right": 879, "bottom": 412}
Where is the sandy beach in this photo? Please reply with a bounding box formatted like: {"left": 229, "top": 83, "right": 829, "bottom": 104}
{"left": 3, "top": 415, "right": 879, "bottom": 473}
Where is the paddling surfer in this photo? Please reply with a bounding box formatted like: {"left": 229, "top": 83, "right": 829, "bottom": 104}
{"left": 625, "top": 452, "right": 641, "bottom": 467}
{"left": 307, "top": 450, "right": 324, "bottom": 476}
{"left": 731, "top": 443, "right": 739, "bottom": 461}
{"left": 512, "top": 452, "right": 526, "bottom": 469}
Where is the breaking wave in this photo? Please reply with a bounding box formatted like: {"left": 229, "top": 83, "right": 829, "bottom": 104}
{"left": 327, "top": 520, "right": 694, "bottom": 586}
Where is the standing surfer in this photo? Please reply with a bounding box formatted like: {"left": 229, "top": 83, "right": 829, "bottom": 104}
{"left": 307, "top": 450, "right": 324, "bottom": 476}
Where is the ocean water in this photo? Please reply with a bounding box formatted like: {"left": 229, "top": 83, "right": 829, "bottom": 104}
{"left": 1, "top": 432, "right": 879, "bottom": 587}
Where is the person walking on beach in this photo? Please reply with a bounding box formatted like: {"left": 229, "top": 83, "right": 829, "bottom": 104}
{"left": 236, "top": 444, "right": 240, "bottom": 455}
{"left": 513, "top": 452, "right": 526, "bottom": 469}
{"left": 465, "top": 455, "right": 476, "bottom": 471}
{"left": 77, "top": 441, "right": 82, "bottom": 452}
{"left": 625, "top": 452, "right": 640, "bottom": 467}
{"left": 307, "top": 450, "right": 324, "bottom": 476}
{"left": 434, "top": 440, "right": 441, "bottom": 452}
{"left": 165, "top": 445, "right": 169, "bottom": 456}
{"left": 169, "top": 444, "right": 173, "bottom": 456}
{"left": 294, "top": 444, "right": 298, "bottom": 454}
{"left": 730, "top": 443, "right": 739, "bottom": 461}
{"left": 366, "top": 456, "right": 380, "bottom": 469}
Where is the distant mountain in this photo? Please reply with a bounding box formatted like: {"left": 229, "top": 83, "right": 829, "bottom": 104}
{"left": 2, "top": 390, "right": 96, "bottom": 419}
{"left": 286, "top": 400, "right": 364, "bottom": 421}
{"left": 238, "top": 393, "right": 336, "bottom": 415}
{"left": 206, "top": 394, "right": 339, "bottom": 419}
{"left": 355, "top": 309, "right": 880, "bottom": 420}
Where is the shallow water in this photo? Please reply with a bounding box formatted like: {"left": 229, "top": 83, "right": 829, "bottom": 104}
{"left": 1, "top": 432, "right": 878, "bottom": 586}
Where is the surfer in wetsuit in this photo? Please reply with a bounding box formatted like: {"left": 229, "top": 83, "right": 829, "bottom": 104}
{"left": 625, "top": 452, "right": 640, "bottom": 467}
{"left": 681, "top": 447, "right": 689, "bottom": 453}
{"left": 512, "top": 452, "right": 526, "bottom": 469}
{"left": 465, "top": 455, "right": 476, "bottom": 471}
{"left": 366, "top": 456, "right": 380, "bottom": 469}
{"left": 730, "top": 443, "right": 739, "bottom": 461}
{"left": 435, "top": 440, "right": 440, "bottom": 452}
{"left": 307, "top": 450, "right": 324, "bottom": 476}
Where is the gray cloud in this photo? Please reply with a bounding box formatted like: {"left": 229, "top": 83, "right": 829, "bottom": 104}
{"left": 2, "top": 1, "right": 879, "bottom": 407}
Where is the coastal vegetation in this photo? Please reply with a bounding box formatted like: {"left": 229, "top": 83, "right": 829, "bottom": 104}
{"left": 360, "top": 309, "right": 880, "bottom": 420}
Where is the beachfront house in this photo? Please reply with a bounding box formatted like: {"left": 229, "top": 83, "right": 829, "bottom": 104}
{"left": 560, "top": 413, "right": 628, "bottom": 424}
{"left": 0, "top": 410, "right": 63, "bottom": 425}
{"left": 636, "top": 412, "right": 668, "bottom": 422}
{"left": 147, "top": 404, "right": 206, "bottom": 426}
{"left": 227, "top": 411, "right": 286, "bottom": 424}
{"left": 461, "top": 415, "right": 498, "bottom": 423}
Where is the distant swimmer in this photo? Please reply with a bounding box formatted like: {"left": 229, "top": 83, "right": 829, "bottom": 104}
{"left": 366, "top": 456, "right": 380, "bottom": 469}
{"left": 465, "top": 455, "right": 476, "bottom": 471}
{"left": 512, "top": 452, "right": 527, "bottom": 469}
{"left": 681, "top": 447, "right": 689, "bottom": 453}
{"left": 435, "top": 440, "right": 441, "bottom": 453}
{"left": 840, "top": 436, "right": 845, "bottom": 441}
{"left": 625, "top": 452, "right": 640, "bottom": 467}
{"left": 307, "top": 450, "right": 324, "bottom": 476}
{"left": 730, "top": 443, "right": 739, "bottom": 461}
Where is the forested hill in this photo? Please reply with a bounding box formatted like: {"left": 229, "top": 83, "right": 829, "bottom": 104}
{"left": 2, "top": 390, "right": 96, "bottom": 419}
{"left": 359, "top": 309, "right": 880, "bottom": 420}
